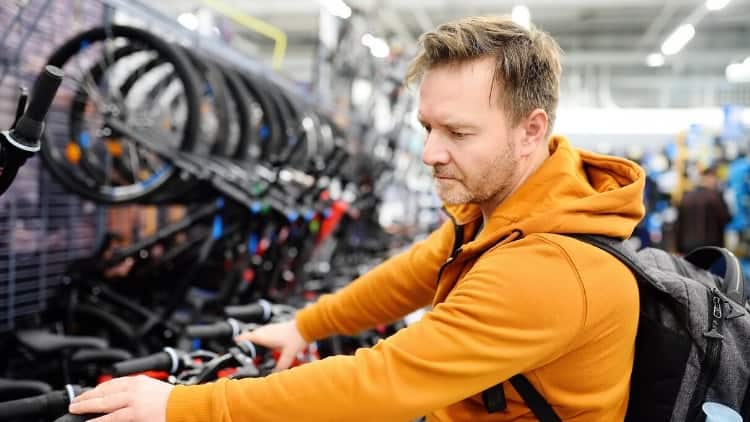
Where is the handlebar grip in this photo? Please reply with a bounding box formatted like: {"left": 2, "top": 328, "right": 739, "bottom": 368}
{"left": 54, "top": 413, "right": 105, "bottom": 421}
{"left": 185, "top": 321, "right": 236, "bottom": 339}
{"left": 13, "top": 65, "right": 64, "bottom": 144}
{"left": 25, "top": 66, "right": 64, "bottom": 123}
{"left": 0, "top": 385, "right": 85, "bottom": 419}
{"left": 0, "top": 378, "right": 52, "bottom": 397}
{"left": 111, "top": 349, "right": 176, "bottom": 376}
{"left": 0, "top": 394, "right": 55, "bottom": 419}
{"left": 224, "top": 299, "right": 272, "bottom": 323}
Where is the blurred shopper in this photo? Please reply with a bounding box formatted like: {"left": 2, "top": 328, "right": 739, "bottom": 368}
{"left": 675, "top": 166, "right": 731, "bottom": 254}
{"left": 70, "top": 15, "right": 645, "bottom": 422}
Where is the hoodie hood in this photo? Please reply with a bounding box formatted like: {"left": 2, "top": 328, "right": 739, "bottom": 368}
{"left": 445, "top": 136, "right": 645, "bottom": 251}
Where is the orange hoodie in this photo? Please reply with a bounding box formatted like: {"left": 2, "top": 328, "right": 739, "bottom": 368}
{"left": 167, "top": 136, "right": 645, "bottom": 421}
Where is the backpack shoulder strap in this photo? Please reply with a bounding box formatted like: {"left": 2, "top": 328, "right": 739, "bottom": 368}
{"left": 565, "top": 234, "right": 649, "bottom": 281}
{"left": 509, "top": 375, "right": 562, "bottom": 422}
{"left": 482, "top": 374, "right": 561, "bottom": 422}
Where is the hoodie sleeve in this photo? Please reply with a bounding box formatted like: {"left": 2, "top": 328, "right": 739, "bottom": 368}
{"left": 166, "top": 240, "right": 588, "bottom": 422}
{"left": 294, "top": 220, "right": 453, "bottom": 341}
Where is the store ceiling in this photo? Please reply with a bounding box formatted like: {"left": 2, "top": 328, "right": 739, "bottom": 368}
{"left": 151, "top": 0, "right": 750, "bottom": 108}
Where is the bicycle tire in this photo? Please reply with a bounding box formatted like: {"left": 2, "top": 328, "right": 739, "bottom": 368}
{"left": 39, "top": 25, "right": 202, "bottom": 203}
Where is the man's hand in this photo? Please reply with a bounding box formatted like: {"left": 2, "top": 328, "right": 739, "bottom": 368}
{"left": 235, "top": 319, "right": 308, "bottom": 371}
{"left": 68, "top": 375, "right": 173, "bottom": 422}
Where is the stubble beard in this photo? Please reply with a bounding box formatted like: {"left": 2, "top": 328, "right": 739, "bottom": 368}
{"left": 433, "top": 147, "right": 518, "bottom": 206}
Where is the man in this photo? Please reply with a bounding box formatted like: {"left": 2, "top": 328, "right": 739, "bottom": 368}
{"left": 70, "top": 15, "right": 644, "bottom": 421}
{"left": 675, "top": 166, "right": 731, "bottom": 254}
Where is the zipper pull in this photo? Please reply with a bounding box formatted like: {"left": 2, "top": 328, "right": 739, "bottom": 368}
{"left": 446, "top": 248, "right": 462, "bottom": 264}
{"left": 713, "top": 295, "right": 723, "bottom": 319}
{"left": 704, "top": 290, "right": 725, "bottom": 340}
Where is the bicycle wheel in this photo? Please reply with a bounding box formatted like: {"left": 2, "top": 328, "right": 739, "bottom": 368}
{"left": 39, "top": 25, "right": 202, "bottom": 203}
{"left": 65, "top": 44, "right": 183, "bottom": 191}
{"left": 237, "top": 71, "right": 286, "bottom": 162}
{"left": 217, "top": 64, "right": 256, "bottom": 160}
{"left": 145, "top": 49, "right": 236, "bottom": 204}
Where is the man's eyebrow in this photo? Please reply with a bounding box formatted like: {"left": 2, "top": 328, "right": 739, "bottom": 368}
{"left": 417, "top": 115, "right": 476, "bottom": 130}
{"left": 442, "top": 120, "right": 479, "bottom": 130}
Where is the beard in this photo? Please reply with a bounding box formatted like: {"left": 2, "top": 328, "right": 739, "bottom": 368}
{"left": 432, "top": 144, "right": 519, "bottom": 206}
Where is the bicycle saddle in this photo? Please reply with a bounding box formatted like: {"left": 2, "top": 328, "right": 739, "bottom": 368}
{"left": 0, "top": 378, "right": 52, "bottom": 401}
{"left": 15, "top": 330, "right": 107, "bottom": 354}
{"left": 70, "top": 348, "right": 132, "bottom": 364}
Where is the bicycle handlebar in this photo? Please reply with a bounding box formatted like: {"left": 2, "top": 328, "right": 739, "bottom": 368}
{"left": 110, "top": 347, "right": 182, "bottom": 376}
{"left": 185, "top": 318, "right": 257, "bottom": 339}
{"left": 0, "top": 384, "right": 86, "bottom": 420}
{"left": 13, "top": 65, "right": 64, "bottom": 145}
{"left": 223, "top": 299, "right": 273, "bottom": 323}
{"left": 0, "top": 65, "right": 63, "bottom": 196}
{"left": 53, "top": 413, "right": 105, "bottom": 422}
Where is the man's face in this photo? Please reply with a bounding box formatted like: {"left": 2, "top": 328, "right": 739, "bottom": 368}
{"left": 703, "top": 173, "right": 719, "bottom": 189}
{"left": 419, "top": 57, "right": 522, "bottom": 208}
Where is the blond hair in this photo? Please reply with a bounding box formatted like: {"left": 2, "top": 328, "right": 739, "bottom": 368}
{"left": 407, "top": 16, "right": 562, "bottom": 137}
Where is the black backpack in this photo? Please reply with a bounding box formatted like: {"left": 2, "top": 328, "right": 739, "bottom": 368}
{"left": 482, "top": 234, "right": 750, "bottom": 422}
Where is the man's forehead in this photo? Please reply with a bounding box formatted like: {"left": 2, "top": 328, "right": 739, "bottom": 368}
{"left": 418, "top": 100, "right": 492, "bottom": 133}
{"left": 418, "top": 59, "right": 501, "bottom": 110}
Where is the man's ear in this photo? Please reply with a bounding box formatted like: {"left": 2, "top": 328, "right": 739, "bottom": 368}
{"left": 518, "top": 108, "right": 549, "bottom": 156}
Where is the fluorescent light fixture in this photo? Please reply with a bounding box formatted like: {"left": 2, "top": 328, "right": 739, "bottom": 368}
{"left": 726, "top": 62, "right": 750, "bottom": 83}
{"left": 177, "top": 12, "right": 199, "bottom": 31}
{"left": 320, "top": 0, "right": 352, "bottom": 19}
{"left": 511, "top": 5, "right": 531, "bottom": 29}
{"left": 369, "top": 43, "right": 390, "bottom": 58}
{"left": 361, "top": 33, "right": 390, "bottom": 58}
{"left": 726, "top": 63, "right": 743, "bottom": 79}
{"left": 661, "top": 24, "right": 695, "bottom": 55}
{"left": 646, "top": 53, "right": 665, "bottom": 67}
{"left": 361, "top": 33, "right": 374, "bottom": 46}
{"left": 706, "top": 0, "right": 731, "bottom": 11}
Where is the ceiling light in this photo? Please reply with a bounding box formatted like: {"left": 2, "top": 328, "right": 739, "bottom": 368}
{"left": 726, "top": 63, "right": 743, "bottom": 79}
{"left": 320, "top": 0, "right": 352, "bottom": 19}
{"left": 706, "top": 0, "right": 731, "bottom": 11}
{"left": 369, "top": 43, "right": 390, "bottom": 58}
{"left": 726, "top": 62, "right": 750, "bottom": 83}
{"left": 361, "top": 33, "right": 390, "bottom": 58}
{"left": 177, "top": 13, "right": 199, "bottom": 31}
{"left": 646, "top": 53, "right": 665, "bottom": 67}
{"left": 511, "top": 5, "right": 531, "bottom": 29}
{"left": 661, "top": 24, "right": 695, "bottom": 56}
{"left": 361, "top": 33, "right": 374, "bottom": 47}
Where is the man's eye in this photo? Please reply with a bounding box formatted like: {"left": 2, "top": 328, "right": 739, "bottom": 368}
{"left": 452, "top": 131, "right": 467, "bottom": 138}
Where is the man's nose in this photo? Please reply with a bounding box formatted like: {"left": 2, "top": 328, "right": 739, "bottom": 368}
{"left": 422, "top": 132, "right": 450, "bottom": 167}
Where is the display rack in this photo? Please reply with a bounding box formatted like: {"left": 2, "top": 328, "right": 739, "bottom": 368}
{"left": 0, "top": 0, "right": 106, "bottom": 333}
{"left": 0, "top": 0, "right": 323, "bottom": 333}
